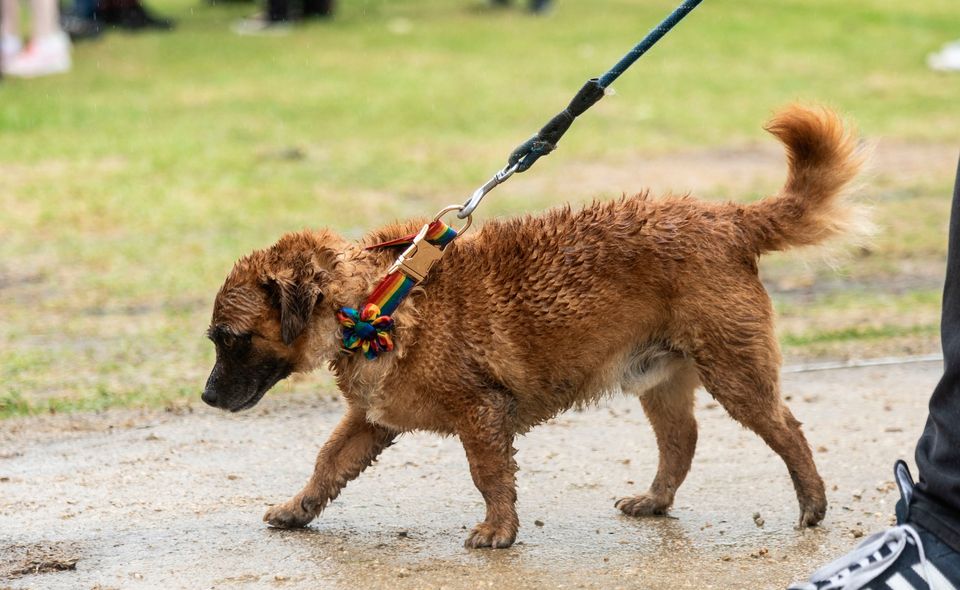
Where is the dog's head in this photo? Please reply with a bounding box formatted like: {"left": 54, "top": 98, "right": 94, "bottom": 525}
{"left": 202, "top": 229, "right": 355, "bottom": 412}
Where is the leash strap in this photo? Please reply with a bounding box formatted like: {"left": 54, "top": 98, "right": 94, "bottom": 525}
{"left": 364, "top": 219, "right": 459, "bottom": 251}
{"left": 338, "top": 218, "right": 462, "bottom": 359}
{"left": 597, "top": 0, "right": 704, "bottom": 89}
{"left": 458, "top": 0, "right": 705, "bottom": 219}
{"left": 338, "top": 0, "right": 705, "bottom": 359}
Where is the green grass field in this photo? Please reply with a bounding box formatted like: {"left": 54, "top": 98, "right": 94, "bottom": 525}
{"left": 2, "top": 0, "right": 958, "bottom": 417}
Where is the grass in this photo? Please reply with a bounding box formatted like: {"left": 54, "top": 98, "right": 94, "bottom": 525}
{"left": 1, "top": 0, "right": 957, "bottom": 417}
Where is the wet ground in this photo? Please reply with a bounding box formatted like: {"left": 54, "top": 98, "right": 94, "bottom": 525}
{"left": 0, "top": 360, "right": 942, "bottom": 590}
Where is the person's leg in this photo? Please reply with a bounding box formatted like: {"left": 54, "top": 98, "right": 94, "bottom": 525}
{"left": 31, "top": 0, "right": 60, "bottom": 38}
{"left": 912, "top": 154, "right": 960, "bottom": 553}
{"left": 301, "top": 0, "right": 332, "bottom": 18}
{"left": 267, "top": 0, "right": 289, "bottom": 22}
{"left": 4, "top": 0, "right": 70, "bottom": 78}
{"left": 1, "top": 0, "right": 21, "bottom": 57}
{"left": 789, "top": 156, "right": 960, "bottom": 589}
{"left": 231, "top": 0, "right": 290, "bottom": 36}
{"left": 74, "top": 0, "right": 97, "bottom": 19}
{"left": 528, "top": 0, "right": 552, "bottom": 13}
{"left": 1, "top": 0, "right": 18, "bottom": 38}
{"left": 60, "top": 0, "right": 103, "bottom": 42}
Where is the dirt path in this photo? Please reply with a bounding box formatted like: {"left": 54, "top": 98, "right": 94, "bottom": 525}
{"left": 0, "top": 361, "right": 943, "bottom": 590}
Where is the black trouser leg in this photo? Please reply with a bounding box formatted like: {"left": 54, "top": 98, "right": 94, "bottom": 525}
{"left": 267, "top": 0, "right": 289, "bottom": 22}
{"left": 302, "top": 0, "right": 333, "bottom": 18}
{"left": 912, "top": 154, "right": 960, "bottom": 553}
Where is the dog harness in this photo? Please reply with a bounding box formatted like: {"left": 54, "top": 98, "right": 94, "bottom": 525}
{"left": 337, "top": 207, "right": 469, "bottom": 359}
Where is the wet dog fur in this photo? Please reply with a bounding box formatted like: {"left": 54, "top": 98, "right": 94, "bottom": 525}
{"left": 202, "top": 106, "right": 864, "bottom": 549}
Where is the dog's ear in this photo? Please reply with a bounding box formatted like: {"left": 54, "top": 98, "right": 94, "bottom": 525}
{"left": 264, "top": 272, "right": 325, "bottom": 346}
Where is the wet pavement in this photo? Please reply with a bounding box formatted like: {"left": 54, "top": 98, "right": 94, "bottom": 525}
{"left": 0, "top": 361, "right": 941, "bottom": 589}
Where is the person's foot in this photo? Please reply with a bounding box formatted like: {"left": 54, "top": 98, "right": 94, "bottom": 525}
{"left": 928, "top": 41, "right": 960, "bottom": 72}
{"left": 61, "top": 14, "right": 105, "bottom": 41}
{"left": 231, "top": 14, "right": 292, "bottom": 36}
{"left": 529, "top": 0, "right": 552, "bottom": 14}
{"left": 1, "top": 34, "right": 23, "bottom": 62}
{"left": 116, "top": 3, "right": 175, "bottom": 30}
{"left": 789, "top": 461, "right": 960, "bottom": 590}
{"left": 2, "top": 32, "right": 71, "bottom": 78}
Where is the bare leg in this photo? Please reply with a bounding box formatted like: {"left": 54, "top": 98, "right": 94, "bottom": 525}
{"left": 459, "top": 392, "right": 519, "bottom": 549}
{"left": 617, "top": 366, "right": 699, "bottom": 516}
{"left": 1, "top": 0, "right": 20, "bottom": 39}
{"left": 264, "top": 408, "right": 396, "bottom": 528}
{"left": 30, "top": 0, "right": 60, "bottom": 39}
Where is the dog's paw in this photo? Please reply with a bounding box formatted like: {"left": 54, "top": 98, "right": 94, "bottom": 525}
{"left": 263, "top": 496, "right": 319, "bottom": 529}
{"left": 615, "top": 493, "right": 671, "bottom": 517}
{"left": 463, "top": 522, "right": 516, "bottom": 549}
{"left": 797, "top": 500, "right": 827, "bottom": 528}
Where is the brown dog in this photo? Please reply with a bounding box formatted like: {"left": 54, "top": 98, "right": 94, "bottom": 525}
{"left": 202, "top": 105, "right": 863, "bottom": 549}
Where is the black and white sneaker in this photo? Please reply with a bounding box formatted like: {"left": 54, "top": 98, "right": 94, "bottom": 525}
{"left": 789, "top": 461, "right": 960, "bottom": 590}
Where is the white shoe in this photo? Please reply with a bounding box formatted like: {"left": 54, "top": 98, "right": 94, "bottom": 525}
{"left": 231, "top": 14, "right": 292, "bottom": 36}
{"left": 3, "top": 32, "right": 71, "bottom": 78}
{"left": 1, "top": 34, "right": 22, "bottom": 61}
{"left": 928, "top": 40, "right": 960, "bottom": 72}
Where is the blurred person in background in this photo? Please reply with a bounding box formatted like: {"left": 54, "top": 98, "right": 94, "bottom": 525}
{"left": 60, "top": 0, "right": 103, "bottom": 40}
{"left": 60, "top": 0, "right": 174, "bottom": 41}
{"left": 232, "top": 0, "right": 331, "bottom": 35}
{"left": 94, "top": 0, "right": 174, "bottom": 31}
{"left": 929, "top": 40, "right": 960, "bottom": 72}
{"left": 1, "top": 0, "right": 71, "bottom": 77}
{"left": 490, "top": 0, "right": 552, "bottom": 14}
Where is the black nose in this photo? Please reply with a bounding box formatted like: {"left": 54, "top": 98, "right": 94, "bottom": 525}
{"left": 201, "top": 389, "right": 219, "bottom": 407}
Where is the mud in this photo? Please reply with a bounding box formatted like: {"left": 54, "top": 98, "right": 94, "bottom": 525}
{"left": 0, "top": 361, "right": 942, "bottom": 589}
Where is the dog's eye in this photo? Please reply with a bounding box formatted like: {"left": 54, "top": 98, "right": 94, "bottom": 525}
{"left": 222, "top": 334, "right": 236, "bottom": 348}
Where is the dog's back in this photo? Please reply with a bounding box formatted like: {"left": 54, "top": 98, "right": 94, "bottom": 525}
{"left": 435, "top": 106, "right": 864, "bottom": 414}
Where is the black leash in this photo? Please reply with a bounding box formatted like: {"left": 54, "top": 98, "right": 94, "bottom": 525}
{"left": 458, "top": 0, "right": 704, "bottom": 218}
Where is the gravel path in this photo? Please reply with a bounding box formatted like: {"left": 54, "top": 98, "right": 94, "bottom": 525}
{"left": 0, "top": 361, "right": 942, "bottom": 590}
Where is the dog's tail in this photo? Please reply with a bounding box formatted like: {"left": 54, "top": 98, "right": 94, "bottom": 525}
{"left": 743, "top": 105, "right": 866, "bottom": 254}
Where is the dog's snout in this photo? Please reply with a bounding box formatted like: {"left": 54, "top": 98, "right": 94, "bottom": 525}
{"left": 203, "top": 362, "right": 224, "bottom": 408}
{"left": 201, "top": 388, "right": 219, "bottom": 407}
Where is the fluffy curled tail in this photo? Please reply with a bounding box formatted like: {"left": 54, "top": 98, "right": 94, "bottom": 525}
{"left": 744, "top": 105, "right": 866, "bottom": 254}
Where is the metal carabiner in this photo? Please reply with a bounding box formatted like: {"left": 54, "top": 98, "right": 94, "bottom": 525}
{"left": 457, "top": 162, "right": 520, "bottom": 219}
{"left": 433, "top": 204, "right": 473, "bottom": 236}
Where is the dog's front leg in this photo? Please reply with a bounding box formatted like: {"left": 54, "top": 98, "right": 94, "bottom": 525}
{"left": 264, "top": 407, "right": 396, "bottom": 529}
{"left": 458, "top": 395, "right": 519, "bottom": 549}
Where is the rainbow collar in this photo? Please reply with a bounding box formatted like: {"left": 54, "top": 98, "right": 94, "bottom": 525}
{"left": 337, "top": 216, "right": 463, "bottom": 359}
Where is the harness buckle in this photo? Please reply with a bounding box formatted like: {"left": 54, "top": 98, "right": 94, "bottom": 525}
{"left": 388, "top": 224, "right": 445, "bottom": 283}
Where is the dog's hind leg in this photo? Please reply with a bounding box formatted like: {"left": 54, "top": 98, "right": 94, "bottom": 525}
{"left": 616, "top": 364, "right": 699, "bottom": 517}
{"left": 694, "top": 335, "right": 827, "bottom": 528}
{"left": 264, "top": 407, "right": 396, "bottom": 529}
{"left": 458, "top": 391, "right": 520, "bottom": 549}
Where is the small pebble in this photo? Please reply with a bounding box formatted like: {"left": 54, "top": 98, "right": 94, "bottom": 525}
{"left": 534, "top": 520, "right": 544, "bottom": 527}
